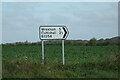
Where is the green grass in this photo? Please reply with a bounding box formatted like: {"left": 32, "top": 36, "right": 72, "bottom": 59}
{"left": 2, "top": 45, "right": 119, "bottom": 78}
{"left": 0, "top": 45, "right": 2, "bottom": 79}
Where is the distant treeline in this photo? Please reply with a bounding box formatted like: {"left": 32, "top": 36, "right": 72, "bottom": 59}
{"left": 2, "top": 36, "right": 120, "bottom": 46}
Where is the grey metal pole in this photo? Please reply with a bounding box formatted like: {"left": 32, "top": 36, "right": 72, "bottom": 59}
{"left": 62, "top": 40, "right": 65, "bottom": 65}
{"left": 42, "top": 40, "right": 44, "bottom": 64}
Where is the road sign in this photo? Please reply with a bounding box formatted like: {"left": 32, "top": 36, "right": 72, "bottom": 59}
{"left": 39, "top": 25, "right": 69, "bottom": 65}
{"left": 39, "top": 26, "right": 69, "bottom": 40}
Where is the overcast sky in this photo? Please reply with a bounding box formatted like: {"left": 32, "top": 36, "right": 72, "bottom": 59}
{"left": 2, "top": 2, "right": 118, "bottom": 43}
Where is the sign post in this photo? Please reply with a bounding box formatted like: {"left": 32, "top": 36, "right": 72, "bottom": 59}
{"left": 39, "top": 25, "right": 69, "bottom": 65}
{"left": 42, "top": 40, "right": 44, "bottom": 64}
{"left": 62, "top": 40, "right": 65, "bottom": 65}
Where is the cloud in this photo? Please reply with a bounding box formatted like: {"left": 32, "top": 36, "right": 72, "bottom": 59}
{"left": 0, "top": 2, "right": 2, "bottom": 43}
{"left": 2, "top": 2, "right": 118, "bottom": 43}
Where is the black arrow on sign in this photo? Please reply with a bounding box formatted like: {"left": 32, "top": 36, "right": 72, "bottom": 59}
{"left": 63, "top": 27, "right": 67, "bottom": 38}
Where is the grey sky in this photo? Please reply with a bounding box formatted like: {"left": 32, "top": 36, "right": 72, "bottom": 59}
{"left": 0, "top": 2, "right": 2, "bottom": 44}
{"left": 2, "top": 2, "right": 118, "bottom": 43}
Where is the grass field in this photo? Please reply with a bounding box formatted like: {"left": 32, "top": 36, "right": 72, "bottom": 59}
{"left": 2, "top": 45, "right": 119, "bottom": 78}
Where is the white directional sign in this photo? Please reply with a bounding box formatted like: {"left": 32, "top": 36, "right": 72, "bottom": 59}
{"left": 39, "top": 25, "right": 69, "bottom": 65}
{"left": 39, "top": 26, "right": 69, "bottom": 40}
